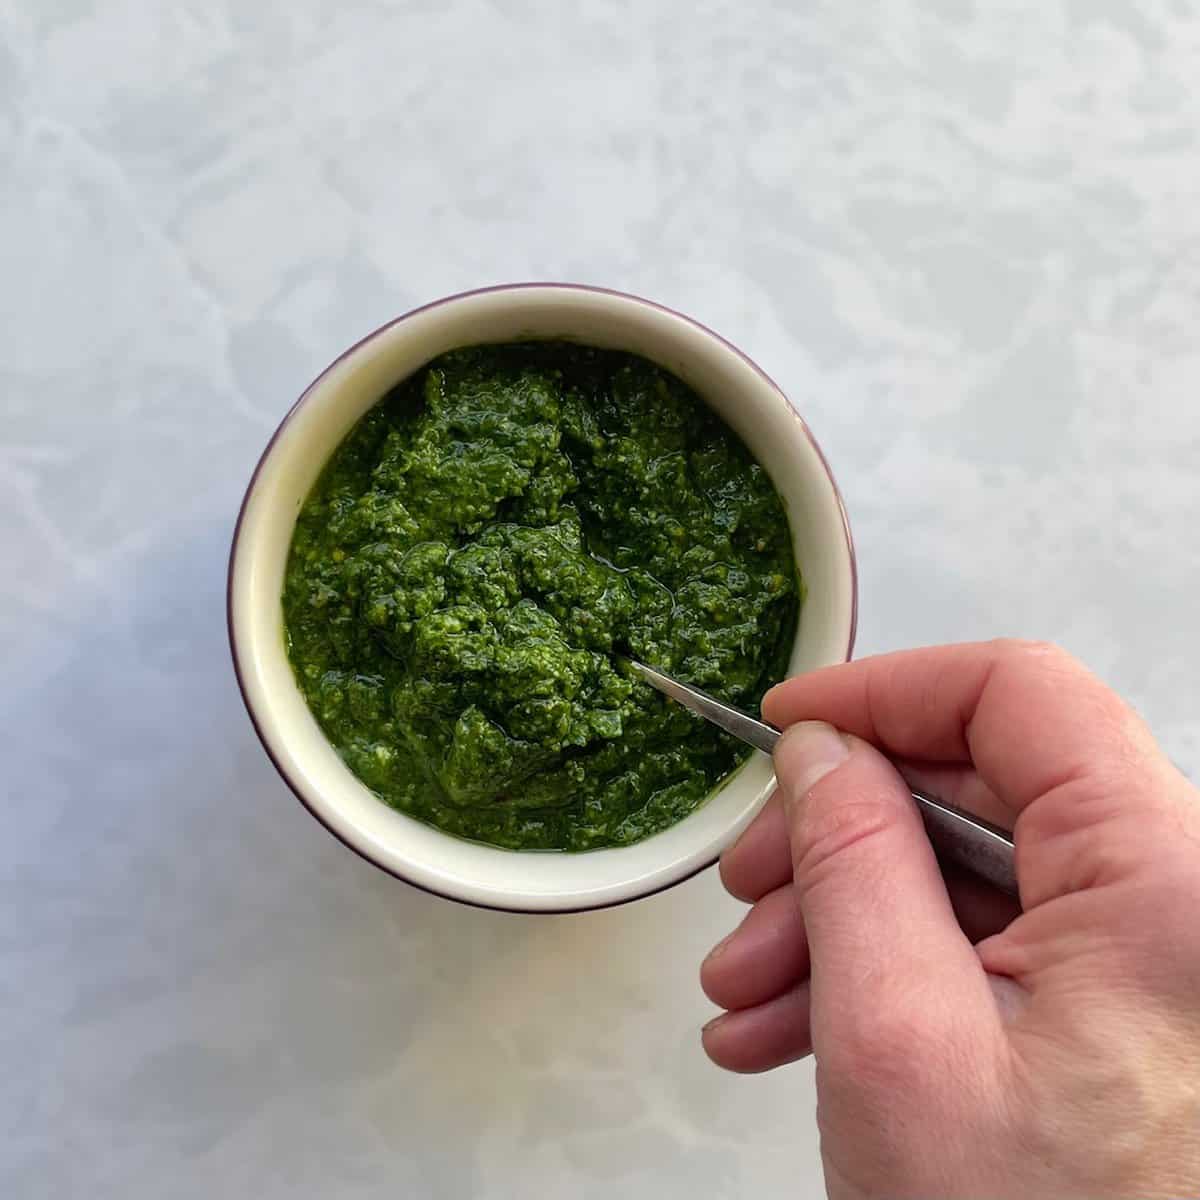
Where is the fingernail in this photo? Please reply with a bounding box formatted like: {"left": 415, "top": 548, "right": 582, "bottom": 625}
{"left": 776, "top": 721, "right": 850, "bottom": 810}
{"left": 704, "top": 930, "right": 734, "bottom": 964}
{"left": 702, "top": 1013, "right": 726, "bottom": 1036}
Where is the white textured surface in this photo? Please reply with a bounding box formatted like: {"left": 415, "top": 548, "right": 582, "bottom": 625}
{"left": 3, "top": 2, "right": 1199, "bottom": 1196}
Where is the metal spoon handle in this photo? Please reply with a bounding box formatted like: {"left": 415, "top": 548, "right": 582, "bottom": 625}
{"left": 906, "top": 789, "right": 1018, "bottom": 897}
{"left": 629, "top": 659, "right": 1018, "bottom": 899}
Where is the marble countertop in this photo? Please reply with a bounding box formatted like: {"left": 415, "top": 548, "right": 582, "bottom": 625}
{"left": 4, "top": 3, "right": 1199, "bottom": 1196}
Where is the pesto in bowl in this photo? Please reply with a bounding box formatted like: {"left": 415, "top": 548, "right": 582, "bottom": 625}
{"left": 282, "top": 341, "right": 799, "bottom": 850}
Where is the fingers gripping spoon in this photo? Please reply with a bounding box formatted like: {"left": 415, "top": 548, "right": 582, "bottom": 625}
{"left": 628, "top": 659, "right": 1018, "bottom": 899}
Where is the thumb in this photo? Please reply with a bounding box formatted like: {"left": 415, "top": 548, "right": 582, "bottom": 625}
{"left": 775, "top": 721, "right": 1003, "bottom": 1069}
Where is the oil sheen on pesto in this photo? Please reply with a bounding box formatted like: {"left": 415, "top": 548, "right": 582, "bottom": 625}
{"left": 282, "top": 343, "right": 799, "bottom": 850}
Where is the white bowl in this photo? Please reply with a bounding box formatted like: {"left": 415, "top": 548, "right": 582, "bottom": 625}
{"left": 228, "top": 284, "right": 856, "bottom": 912}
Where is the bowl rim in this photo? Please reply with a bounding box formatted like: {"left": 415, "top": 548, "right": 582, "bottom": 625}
{"left": 227, "top": 282, "right": 858, "bottom": 912}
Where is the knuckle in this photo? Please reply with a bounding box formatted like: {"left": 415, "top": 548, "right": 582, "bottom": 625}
{"left": 995, "top": 638, "right": 1145, "bottom": 743}
{"left": 790, "top": 798, "right": 893, "bottom": 893}
{"left": 991, "top": 636, "right": 1072, "bottom": 668}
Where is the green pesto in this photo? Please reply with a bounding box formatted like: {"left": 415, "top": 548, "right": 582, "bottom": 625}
{"left": 282, "top": 342, "right": 799, "bottom": 850}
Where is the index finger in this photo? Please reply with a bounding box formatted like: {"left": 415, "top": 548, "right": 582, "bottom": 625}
{"left": 763, "top": 639, "right": 1163, "bottom": 816}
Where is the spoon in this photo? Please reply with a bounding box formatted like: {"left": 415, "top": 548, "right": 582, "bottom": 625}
{"left": 628, "top": 658, "right": 1018, "bottom": 899}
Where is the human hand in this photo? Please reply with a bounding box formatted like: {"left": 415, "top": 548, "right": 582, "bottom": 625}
{"left": 700, "top": 640, "right": 1200, "bottom": 1199}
